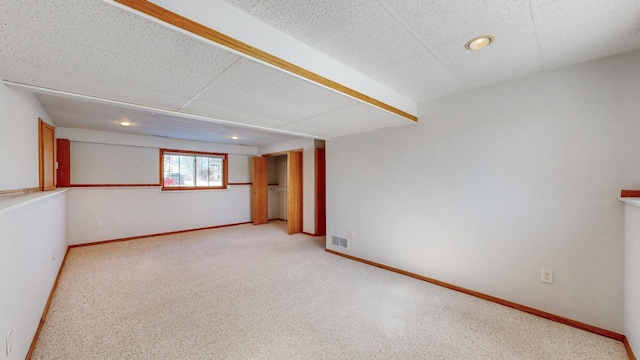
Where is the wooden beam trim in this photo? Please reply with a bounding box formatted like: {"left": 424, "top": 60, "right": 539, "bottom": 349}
{"left": 26, "top": 248, "right": 70, "bottom": 360}
{"left": 325, "top": 249, "right": 626, "bottom": 342}
{"left": 113, "top": 0, "right": 417, "bottom": 123}
{"left": 68, "top": 222, "right": 252, "bottom": 248}
{"left": 229, "top": 182, "right": 252, "bottom": 186}
{"left": 70, "top": 184, "right": 161, "bottom": 187}
{"left": 621, "top": 190, "right": 640, "bottom": 198}
{"left": 0, "top": 187, "right": 40, "bottom": 200}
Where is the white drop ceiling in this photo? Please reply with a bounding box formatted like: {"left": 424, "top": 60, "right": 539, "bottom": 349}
{"left": 1, "top": 0, "right": 639, "bottom": 146}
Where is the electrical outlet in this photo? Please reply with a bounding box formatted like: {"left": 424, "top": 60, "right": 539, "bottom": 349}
{"left": 349, "top": 231, "right": 355, "bottom": 240}
{"left": 541, "top": 269, "right": 554, "bottom": 284}
{"left": 6, "top": 329, "right": 12, "bottom": 356}
{"left": 98, "top": 220, "right": 104, "bottom": 228}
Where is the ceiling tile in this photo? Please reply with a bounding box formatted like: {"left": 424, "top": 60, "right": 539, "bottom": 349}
{"left": 383, "top": 0, "right": 531, "bottom": 46}
{"left": 0, "top": 21, "right": 210, "bottom": 100}
{"left": 0, "top": 2, "right": 12, "bottom": 20}
{"left": 251, "top": 0, "right": 425, "bottom": 73}
{"left": 537, "top": 0, "right": 640, "bottom": 69}
{"left": 215, "top": 59, "right": 358, "bottom": 112}
{"left": 368, "top": 50, "right": 467, "bottom": 101}
{"left": 329, "top": 103, "right": 412, "bottom": 129}
{"left": 5, "top": 0, "right": 241, "bottom": 79}
{"left": 536, "top": 0, "right": 559, "bottom": 6}
{"left": 9, "top": 66, "right": 188, "bottom": 110}
{"left": 435, "top": 12, "right": 541, "bottom": 88}
{"left": 194, "top": 81, "right": 322, "bottom": 122}
{"left": 293, "top": 113, "right": 377, "bottom": 134}
{"left": 182, "top": 101, "right": 290, "bottom": 128}
{"left": 277, "top": 122, "right": 345, "bottom": 138}
{"left": 37, "top": 93, "right": 303, "bottom": 146}
{"left": 215, "top": 127, "right": 301, "bottom": 143}
{"left": 222, "top": 0, "right": 263, "bottom": 12}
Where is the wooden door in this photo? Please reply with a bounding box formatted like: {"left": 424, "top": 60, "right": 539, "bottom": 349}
{"left": 39, "top": 119, "right": 56, "bottom": 191}
{"left": 252, "top": 156, "right": 269, "bottom": 225}
{"left": 56, "top": 139, "right": 71, "bottom": 187}
{"left": 287, "top": 151, "right": 303, "bottom": 234}
{"left": 315, "top": 148, "right": 326, "bottom": 236}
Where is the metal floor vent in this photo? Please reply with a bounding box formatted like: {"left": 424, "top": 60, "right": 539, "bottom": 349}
{"left": 332, "top": 235, "right": 348, "bottom": 249}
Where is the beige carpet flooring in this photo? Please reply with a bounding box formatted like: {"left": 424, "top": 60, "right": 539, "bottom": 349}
{"left": 33, "top": 222, "right": 628, "bottom": 359}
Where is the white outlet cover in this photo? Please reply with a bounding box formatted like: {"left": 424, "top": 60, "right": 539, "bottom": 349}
{"left": 541, "top": 269, "right": 554, "bottom": 284}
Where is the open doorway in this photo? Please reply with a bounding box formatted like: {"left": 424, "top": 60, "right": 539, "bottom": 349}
{"left": 267, "top": 155, "right": 288, "bottom": 222}
{"left": 252, "top": 150, "right": 303, "bottom": 235}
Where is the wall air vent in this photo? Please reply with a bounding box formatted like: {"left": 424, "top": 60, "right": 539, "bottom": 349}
{"left": 332, "top": 235, "right": 348, "bottom": 249}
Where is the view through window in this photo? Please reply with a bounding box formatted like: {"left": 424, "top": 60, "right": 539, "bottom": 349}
{"left": 161, "top": 149, "right": 227, "bottom": 190}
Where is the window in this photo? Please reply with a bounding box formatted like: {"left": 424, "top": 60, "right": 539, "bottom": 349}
{"left": 160, "top": 149, "right": 228, "bottom": 190}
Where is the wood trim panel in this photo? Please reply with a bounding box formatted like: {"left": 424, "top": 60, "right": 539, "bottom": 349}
{"left": 56, "top": 139, "right": 71, "bottom": 188}
{"left": 69, "top": 222, "right": 252, "bottom": 248}
{"left": 325, "top": 249, "right": 626, "bottom": 342}
{"left": 38, "top": 119, "right": 56, "bottom": 191}
{"left": 161, "top": 148, "right": 228, "bottom": 157}
{"left": 26, "top": 248, "right": 69, "bottom": 360}
{"left": 287, "top": 151, "right": 303, "bottom": 234}
{"left": 229, "top": 182, "right": 252, "bottom": 186}
{"left": 625, "top": 337, "right": 637, "bottom": 360}
{"left": 262, "top": 149, "right": 304, "bottom": 158}
{"left": 252, "top": 156, "right": 269, "bottom": 225}
{"left": 315, "top": 147, "right": 326, "bottom": 236}
{"left": 0, "top": 187, "right": 40, "bottom": 200}
{"left": 113, "top": 0, "right": 417, "bottom": 123}
{"left": 70, "top": 184, "right": 161, "bottom": 187}
{"left": 621, "top": 190, "right": 640, "bottom": 198}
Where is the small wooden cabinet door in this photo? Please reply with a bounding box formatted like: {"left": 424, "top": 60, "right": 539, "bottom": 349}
{"left": 252, "top": 156, "right": 268, "bottom": 225}
{"left": 39, "top": 119, "right": 56, "bottom": 191}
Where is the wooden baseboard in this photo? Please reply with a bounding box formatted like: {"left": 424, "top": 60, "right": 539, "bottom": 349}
{"left": 624, "top": 336, "right": 637, "bottom": 360}
{"left": 69, "top": 222, "right": 252, "bottom": 248}
{"left": 325, "top": 249, "right": 626, "bottom": 342}
{"left": 26, "top": 248, "right": 70, "bottom": 360}
{"left": 0, "top": 187, "right": 40, "bottom": 200}
{"left": 302, "top": 231, "right": 323, "bottom": 237}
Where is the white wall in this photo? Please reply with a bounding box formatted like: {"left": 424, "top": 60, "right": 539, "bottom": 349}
{"left": 71, "top": 142, "right": 159, "bottom": 184}
{"left": 624, "top": 202, "right": 640, "bottom": 353}
{"left": 67, "top": 186, "right": 250, "bottom": 244}
{"left": 326, "top": 50, "right": 640, "bottom": 333}
{"left": 65, "top": 131, "right": 257, "bottom": 244}
{"left": 0, "top": 83, "right": 55, "bottom": 191}
{"left": 0, "top": 192, "right": 68, "bottom": 360}
{"left": 259, "top": 138, "right": 317, "bottom": 233}
{"left": 0, "top": 83, "right": 67, "bottom": 360}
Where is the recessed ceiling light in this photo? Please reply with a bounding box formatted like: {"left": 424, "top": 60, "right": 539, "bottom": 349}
{"left": 231, "top": 136, "right": 239, "bottom": 140}
{"left": 465, "top": 35, "right": 495, "bottom": 51}
{"left": 119, "top": 121, "right": 131, "bottom": 127}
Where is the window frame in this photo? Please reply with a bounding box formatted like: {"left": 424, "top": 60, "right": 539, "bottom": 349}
{"left": 160, "top": 148, "right": 228, "bottom": 191}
